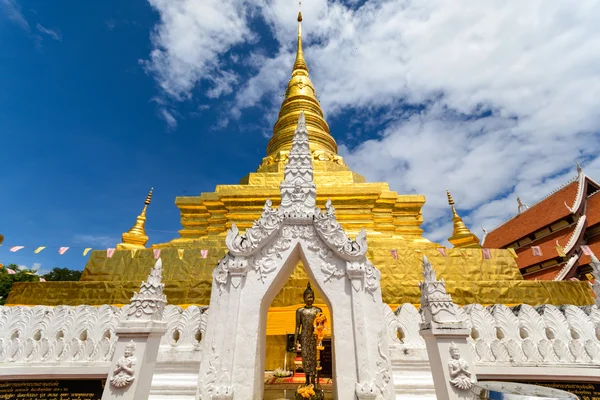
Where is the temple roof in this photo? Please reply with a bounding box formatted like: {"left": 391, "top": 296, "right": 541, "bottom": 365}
{"left": 516, "top": 224, "right": 576, "bottom": 268}
{"left": 485, "top": 181, "right": 579, "bottom": 248}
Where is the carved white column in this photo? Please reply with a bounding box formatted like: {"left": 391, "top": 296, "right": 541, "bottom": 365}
{"left": 102, "top": 258, "right": 168, "bottom": 400}
{"left": 418, "top": 256, "right": 476, "bottom": 400}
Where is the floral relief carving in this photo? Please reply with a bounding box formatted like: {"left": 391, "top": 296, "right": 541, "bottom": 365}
{"left": 214, "top": 255, "right": 249, "bottom": 290}
{"left": 200, "top": 343, "right": 232, "bottom": 400}
{"left": 314, "top": 199, "right": 368, "bottom": 261}
{"left": 375, "top": 331, "right": 392, "bottom": 399}
{"left": 225, "top": 199, "right": 282, "bottom": 257}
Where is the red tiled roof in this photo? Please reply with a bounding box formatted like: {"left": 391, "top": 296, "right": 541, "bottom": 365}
{"left": 587, "top": 192, "right": 600, "bottom": 227}
{"left": 579, "top": 238, "right": 600, "bottom": 266}
{"left": 485, "top": 182, "right": 579, "bottom": 248}
{"left": 525, "top": 265, "right": 562, "bottom": 280}
{"left": 515, "top": 225, "right": 576, "bottom": 269}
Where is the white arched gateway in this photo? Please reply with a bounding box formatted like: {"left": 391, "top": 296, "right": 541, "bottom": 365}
{"left": 196, "top": 113, "right": 394, "bottom": 400}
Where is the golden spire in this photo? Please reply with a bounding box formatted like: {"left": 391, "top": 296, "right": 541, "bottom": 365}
{"left": 264, "top": 10, "right": 337, "bottom": 165}
{"left": 446, "top": 189, "right": 481, "bottom": 248}
{"left": 117, "top": 188, "right": 153, "bottom": 250}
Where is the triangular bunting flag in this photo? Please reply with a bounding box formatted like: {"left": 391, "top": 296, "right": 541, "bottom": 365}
{"left": 531, "top": 246, "right": 542, "bottom": 256}
{"left": 9, "top": 246, "right": 24, "bottom": 252}
{"left": 130, "top": 249, "right": 138, "bottom": 258}
{"left": 107, "top": 248, "right": 116, "bottom": 258}
{"left": 507, "top": 248, "right": 518, "bottom": 258}
{"left": 201, "top": 249, "right": 208, "bottom": 259}
{"left": 83, "top": 248, "right": 92, "bottom": 256}
{"left": 178, "top": 248, "right": 184, "bottom": 260}
{"left": 582, "top": 245, "right": 593, "bottom": 256}
{"left": 34, "top": 246, "right": 46, "bottom": 254}
{"left": 6, "top": 268, "right": 16, "bottom": 275}
{"left": 436, "top": 248, "right": 446, "bottom": 257}
{"left": 482, "top": 248, "right": 491, "bottom": 259}
{"left": 58, "top": 247, "right": 69, "bottom": 255}
{"left": 153, "top": 249, "right": 161, "bottom": 259}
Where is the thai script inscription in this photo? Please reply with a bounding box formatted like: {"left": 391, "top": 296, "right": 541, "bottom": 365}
{"left": 0, "top": 380, "right": 103, "bottom": 399}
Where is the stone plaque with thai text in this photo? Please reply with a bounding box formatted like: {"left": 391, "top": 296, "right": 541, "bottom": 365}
{"left": 0, "top": 379, "right": 105, "bottom": 399}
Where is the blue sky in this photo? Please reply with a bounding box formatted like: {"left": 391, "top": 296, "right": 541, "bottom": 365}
{"left": 1, "top": 0, "right": 600, "bottom": 273}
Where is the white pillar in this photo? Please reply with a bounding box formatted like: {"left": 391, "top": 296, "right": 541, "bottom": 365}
{"left": 420, "top": 323, "right": 474, "bottom": 400}
{"left": 418, "top": 256, "right": 477, "bottom": 400}
{"left": 102, "top": 258, "right": 168, "bottom": 400}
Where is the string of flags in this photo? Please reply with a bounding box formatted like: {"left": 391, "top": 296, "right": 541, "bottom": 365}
{"left": 3, "top": 246, "right": 211, "bottom": 259}
{"left": 388, "top": 244, "right": 595, "bottom": 260}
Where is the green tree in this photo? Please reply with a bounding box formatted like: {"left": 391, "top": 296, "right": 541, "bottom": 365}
{"left": 0, "top": 264, "right": 39, "bottom": 305}
{"left": 42, "top": 267, "right": 82, "bottom": 282}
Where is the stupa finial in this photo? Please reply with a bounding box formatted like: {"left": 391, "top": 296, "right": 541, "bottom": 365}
{"left": 264, "top": 8, "right": 338, "bottom": 165}
{"left": 293, "top": 9, "right": 307, "bottom": 73}
{"left": 446, "top": 189, "right": 481, "bottom": 249}
{"left": 117, "top": 188, "right": 153, "bottom": 250}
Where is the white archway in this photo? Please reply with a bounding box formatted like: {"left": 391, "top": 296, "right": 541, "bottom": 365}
{"left": 196, "top": 113, "right": 394, "bottom": 400}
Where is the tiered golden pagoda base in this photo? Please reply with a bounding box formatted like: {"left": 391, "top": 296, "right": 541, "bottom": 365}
{"left": 7, "top": 247, "right": 592, "bottom": 308}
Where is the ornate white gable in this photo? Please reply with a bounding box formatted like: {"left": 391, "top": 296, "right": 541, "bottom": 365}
{"left": 196, "top": 113, "right": 393, "bottom": 400}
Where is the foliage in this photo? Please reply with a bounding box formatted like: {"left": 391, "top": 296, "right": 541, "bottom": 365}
{"left": 0, "top": 264, "right": 39, "bottom": 306}
{"left": 0, "top": 265, "right": 82, "bottom": 305}
{"left": 43, "top": 267, "right": 82, "bottom": 282}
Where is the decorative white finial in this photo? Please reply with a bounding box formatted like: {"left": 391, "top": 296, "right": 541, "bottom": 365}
{"left": 418, "top": 256, "right": 459, "bottom": 326}
{"left": 279, "top": 112, "right": 316, "bottom": 217}
{"left": 517, "top": 197, "right": 528, "bottom": 214}
{"left": 126, "top": 258, "right": 167, "bottom": 321}
{"left": 421, "top": 255, "right": 437, "bottom": 282}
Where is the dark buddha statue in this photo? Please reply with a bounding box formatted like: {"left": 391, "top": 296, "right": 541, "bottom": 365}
{"left": 294, "top": 283, "right": 323, "bottom": 386}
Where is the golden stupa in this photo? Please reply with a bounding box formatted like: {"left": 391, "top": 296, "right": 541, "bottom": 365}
{"left": 8, "top": 12, "right": 591, "bottom": 343}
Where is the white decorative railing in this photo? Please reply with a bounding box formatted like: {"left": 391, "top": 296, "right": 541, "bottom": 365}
{"left": 0, "top": 305, "right": 207, "bottom": 364}
{"left": 385, "top": 303, "right": 600, "bottom": 366}
{"left": 1, "top": 303, "right": 599, "bottom": 367}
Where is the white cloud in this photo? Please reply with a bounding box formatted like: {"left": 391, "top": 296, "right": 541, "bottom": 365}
{"left": 36, "top": 23, "right": 61, "bottom": 41}
{"left": 73, "top": 234, "right": 118, "bottom": 249}
{"left": 159, "top": 108, "right": 178, "bottom": 129}
{"left": 0, "top": 0, "right": 29, "bottom": 31}
{"left": 145, "top": 0, "right": 600, "bottom": 243}
{"left": 143, "top": 0, "right": 256, "bottom": 100}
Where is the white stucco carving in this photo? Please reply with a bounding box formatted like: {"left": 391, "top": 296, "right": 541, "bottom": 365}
{"left": 447, "top": 343, "right": 473, "bottom": 391}
{"left": 419, "top": 256, "right": 459, "bottom": 326}
{"left": 110, "top": 340, "right": 136, "bottom": 388}
{"left": 196, "top": 112, "right": 394, "bottom": 400}
{"left": 3, "top": 303, "right": 600, "bottom": 371}
{"left": 127, "top": 258, "right": 167, "bottom": 321}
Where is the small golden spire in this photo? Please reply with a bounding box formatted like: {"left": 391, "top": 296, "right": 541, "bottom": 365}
{"left": 117, "top": 188, "right": 153, "bottom": 250}
{"left": 263, "top": 9, "right": 338, "bottom": 167}
{"left": 446, "top": 189, "right": 481, "bottom": 248}
{"left": 293, "top": 11, "right": 307, "bottom": 73}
